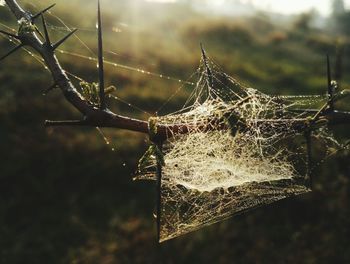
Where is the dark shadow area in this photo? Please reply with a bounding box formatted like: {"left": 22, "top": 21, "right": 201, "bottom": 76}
{"left": 0, "top": 0, "right": 349, "bottom": 263}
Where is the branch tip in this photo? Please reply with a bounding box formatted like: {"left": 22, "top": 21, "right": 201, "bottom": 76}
{"left": 327, "top": 55, "right": 334, "bottom": 111}
{"left": 52, "top": 28, "right": 77, "bottom": 50}
{"left": 41, "top": 14, "right": 51, "bottom": 46}
{"left": 200, "top": 43, "right": 213, "bottom": 90}
{"left": 0, "top": 44, "right": 23, "bottom": 62}
{"left": 0, "top": 29, "right": 20, "bottom": 39}
{"left": 97, "top": 0, "right": 106, "bottom": 110}
{"left": 31, "top": 3, "right": 56, "bottom": 21}
{"left": 45, "top": 120, "right": 86, "bottom": 127}
{"left": 43, "top": 83, "right": 57, "bottom": 95}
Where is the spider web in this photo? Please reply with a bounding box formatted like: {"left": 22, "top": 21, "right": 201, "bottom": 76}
{"left": 136, "top": 54, "right": 339, "bottom": 243}
{"left": 1, "top": 5, "right": 345, "bottom": 243}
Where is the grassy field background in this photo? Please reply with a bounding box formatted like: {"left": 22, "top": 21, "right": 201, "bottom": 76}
{"left": 0, "top": 0, "right": 350, "bottom": 263}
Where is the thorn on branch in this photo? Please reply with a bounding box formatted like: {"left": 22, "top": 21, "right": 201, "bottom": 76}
{"left": 52, "top": 28, "right": 77, "bottom": 50}
{"left": 45, "top": 119, "right": 87, "bottom": 127}
{"left": 97, "top": 0, "right": 106, "bottom": 110}
{"left": 0, "top": 44, "right": 23, "bottom": 62}
{"left": 327, "top": 55, "right": 334, "bottom": 112}
{"left": 31, "top": 3, "right": 56, "bottom": 21}
{"left": 39, "top": 13, "right": 77, "bottom": 50}
{"left": 0, "top": 29, "right": 20, "bottom": 40}
{"left": 200, "top": 43, "right": 214, "bottom": 91}
{"left": 40, "top": 14, "right": 52, "bottom": 47}
{"left": 43, "top": 83, "right": 58, "bottom": 95}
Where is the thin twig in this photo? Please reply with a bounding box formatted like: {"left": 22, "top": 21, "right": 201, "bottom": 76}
{"left": 2, "top": 0, "right": 350, "bottom": 142}
{"left": 97, "top": 0, "right": 106, "bottom": 110}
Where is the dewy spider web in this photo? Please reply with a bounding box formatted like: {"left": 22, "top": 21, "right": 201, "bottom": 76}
{"left": 1, "top": 3, "right": 345, "bottom": 243}
{"left": 136, "top": 53, "right": 340, "bottom": 243}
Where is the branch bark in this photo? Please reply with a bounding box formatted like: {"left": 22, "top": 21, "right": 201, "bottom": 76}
{"left": 3, "top": 0, "right": 350, "bottom": 142}
{"left": 4, "top": 0, "right": 152, "bottom": 134}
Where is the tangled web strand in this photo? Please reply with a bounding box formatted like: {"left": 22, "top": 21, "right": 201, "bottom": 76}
{"left": 137, "top": 55, "right": 335, "bottom": 242}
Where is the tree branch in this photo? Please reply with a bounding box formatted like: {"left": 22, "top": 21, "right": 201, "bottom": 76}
{"left": 4, "top": 0, "right": 152, "bottom": 134}
{"left": 2, "top": 0, "right": 350, "bottom": 142}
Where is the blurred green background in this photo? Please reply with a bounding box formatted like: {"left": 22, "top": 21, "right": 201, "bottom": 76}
{"left": 0, "top": 0, "right": 350, "bottom": 263}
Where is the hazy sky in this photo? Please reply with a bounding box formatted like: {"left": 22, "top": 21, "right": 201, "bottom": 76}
{"left": 242, "top": 0, "right": 350, "bottom": 15}
{"left": 147, "top": 0, "right": 350, "bottom": 16}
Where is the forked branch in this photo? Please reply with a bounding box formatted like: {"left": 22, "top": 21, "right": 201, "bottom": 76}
{"left": 3, "top": 0, "right": 153, "bottom": 134}
{"left": 2, "top": 0, "right": 350, "bottom": 142}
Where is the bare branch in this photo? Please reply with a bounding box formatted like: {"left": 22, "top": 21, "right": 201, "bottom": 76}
{"left": 97, "top": 0, "right": 106, "bottom": 110}
{"left": 2, "top": 0, "right": 350, "bottom": 143}
{"left": 3, "top": 0, "right": 152, "bottom": 135}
